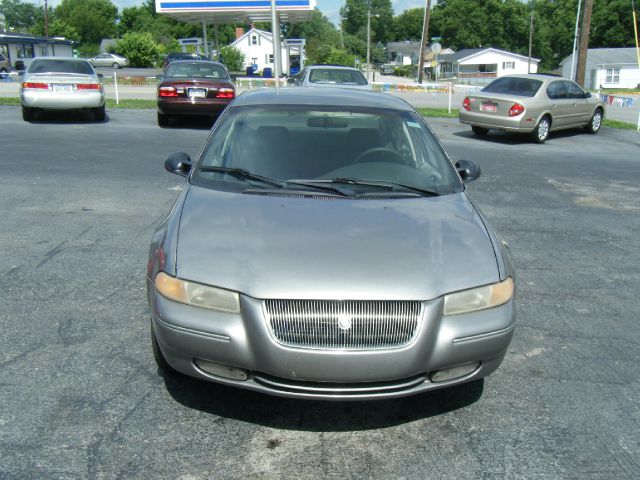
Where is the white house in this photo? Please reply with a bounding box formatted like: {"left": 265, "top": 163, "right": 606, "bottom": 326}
{"left": 0, "top": 31, "right": 75, "bottom": 69}
{"left": 560, "top": 48, "right": 640, "bottom": 90}
{"left": 438, "top": 47, "right": 539, "bottom": 81}
{"left": 229, "top": 27, "right": 287, "bottom": 74}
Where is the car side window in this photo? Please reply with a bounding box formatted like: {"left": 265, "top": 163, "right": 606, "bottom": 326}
{"left": 546, "top": 81, "right": 566, "bottom": 100}
{"left": 564, "top": 81, "right": 586, "bottom": 99}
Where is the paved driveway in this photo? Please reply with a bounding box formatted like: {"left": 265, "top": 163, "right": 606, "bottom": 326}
{"left": 1, "top": 107, "right": 639, "bottom": 478}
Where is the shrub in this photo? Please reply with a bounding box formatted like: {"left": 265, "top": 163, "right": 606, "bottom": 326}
{"left": 115, "top": 32, "right": 165, "bottom": 67}
{"left": 219, "top": 46, "right": 244, "bottom": 72}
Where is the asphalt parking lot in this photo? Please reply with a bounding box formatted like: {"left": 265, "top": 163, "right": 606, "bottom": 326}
{"left": 1, "top": 106, "right": 639, "bottom": 479}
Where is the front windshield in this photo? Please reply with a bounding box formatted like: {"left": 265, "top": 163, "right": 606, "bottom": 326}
{"left": 309, "top": 69, "right": 368, "bottom": 85}
{"left": 193, "top": 105, "right": 462, "bottom": 195}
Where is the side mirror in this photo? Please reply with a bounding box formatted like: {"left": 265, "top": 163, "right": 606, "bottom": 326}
{"left": 18, "top": 71, "right": 24, "bottom": 77}
{"left": 165, "top": 152, "right": 192, "bottom": 177}
{"left": 585, "top": 91, "right": 592, "bottom": 98}
{"left": 455, "top": 159, "right": 481, "bottom": 183}
{"left": 97, "top": 73, "right": 104, "bottom": 79}
{"left": 156, "top": 74, "right": 163, "bottom": 80}
{"left": 286, "top": 77, "right": 296, "bottom": 85}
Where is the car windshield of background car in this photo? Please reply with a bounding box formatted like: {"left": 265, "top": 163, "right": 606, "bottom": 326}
{"left": 165, "top": 63, "right": 228, "bottom": 79}
{"left": 28, "top": 60, "right": 94, "bottom": 75}
{"left": 193, "top": 106, "right": 462, "bottom": 194}
{"left": 481, "top": 77, "right": 542, "bottom": 97}
{"left": 309, "top": 69, "right": 368, "bottom": 85}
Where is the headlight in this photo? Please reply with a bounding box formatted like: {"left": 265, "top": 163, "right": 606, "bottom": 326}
{"left": 443, "top": 278, "right": 514, "bottom": 316}
{"left": 154, "top": 272, "right": 240, "bottom": 313}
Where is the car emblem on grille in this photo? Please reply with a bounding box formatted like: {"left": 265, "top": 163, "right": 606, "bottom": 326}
{"left": 337, "top": 313, "right": 352, "bottom": 331}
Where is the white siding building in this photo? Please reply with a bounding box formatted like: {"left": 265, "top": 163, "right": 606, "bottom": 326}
{"left": 0, "top": 32, "right": 75, "bottom": 70}
{"left": 229, "top": 28, "right": 287, "bottom": 74}
{"left": 439, "top": 48, "right": 539, "bottom": 80}
{"left": 560, "top": 48, "right": 640, "bottom": 90}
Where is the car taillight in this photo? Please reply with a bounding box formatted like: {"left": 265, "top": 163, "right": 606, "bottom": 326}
{"left": 462, "top": 97, "right": 471, "bottom": 111}
{"left": 159, "top": 86, "right": 178, "bottom": 97}
{"left": 22, "top": 82, "right": 49, "bottom": 89}
{"left": 215, "top": 88, "right": 235, "bottom": 99}
{"left": 76, "top": 83, "right": 101, "bottom": 90}
{"left": 509, "top": 103, "right": 525, "bottom": 117}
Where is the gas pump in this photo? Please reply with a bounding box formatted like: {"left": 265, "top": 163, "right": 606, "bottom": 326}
{"left": 283, "top": 39, "right": 305, "bottom": 76}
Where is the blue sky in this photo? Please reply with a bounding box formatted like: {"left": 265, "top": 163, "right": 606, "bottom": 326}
{"left": 33, "top": 0, "right": 426, "bottom": 25}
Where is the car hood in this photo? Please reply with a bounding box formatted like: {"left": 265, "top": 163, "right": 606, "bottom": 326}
{"left": 175, "top": 186, "right": 499, "bottom": 301}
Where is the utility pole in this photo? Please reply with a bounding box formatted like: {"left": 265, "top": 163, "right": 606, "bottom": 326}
{"left": 366, "top": 8, "right": 371, "bottom": 80}
{"left": 575, "top": 0, "right": 593, "bottom": 87}
{"left": 44, "top": 0, "right": 49, "bottom": 38}
{"left": 527, "top": 10, "right": 534, "bottom": 73}
{"left": 417, "top": 0, "right": 432, "bottom": 84}
{"left": 570, "top": 0, "right": 582, "bottom": 81}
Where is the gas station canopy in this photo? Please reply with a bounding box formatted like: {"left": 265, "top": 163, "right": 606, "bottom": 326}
{"left": 155, "top": 0, "right": 317, "bottom": 24}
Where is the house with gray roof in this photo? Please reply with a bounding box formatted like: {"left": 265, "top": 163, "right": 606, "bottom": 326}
{"left": 438, "top": 47, "right": 539, "bottom": 81}
{"left": 560, "top": 48, "right": 640, "bottom": 90}
{"left": 0, "top": 31, "right": 76, "bottom": 70}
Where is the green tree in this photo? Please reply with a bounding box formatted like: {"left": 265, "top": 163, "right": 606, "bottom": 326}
{"left": 114, "top": 31, "right": 164, "bottom": 67}
{"left": 392, "top": 8, "right": 424, "bottom": 41}
{"left": 341, "top": 0, "right": 395, "bottom": 44}
{"left": 54, "top": 0, "right": 117, "bottom": 45}
{"left": 0, "top": 0, "right": 43, "bottom": 31}
{"left": 220, "top": 45, "right": 244, "bottom": 71}
{"left": 283, "top": 9, "right": 341, "bottom": 66}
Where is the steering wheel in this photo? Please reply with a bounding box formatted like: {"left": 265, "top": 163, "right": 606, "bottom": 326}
{"left": 352, "top": 147, "right": 406, "bottom": 165}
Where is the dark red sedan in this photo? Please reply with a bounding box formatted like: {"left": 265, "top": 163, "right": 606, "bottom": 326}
{"left": 157, "top": 61, "right": 235, "bottom": 126}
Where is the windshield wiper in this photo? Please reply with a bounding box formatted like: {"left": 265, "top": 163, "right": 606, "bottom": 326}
{"left": 325, "top": 177, "right": 440, "bottom": 197}
{"left": 197, "top": 166, "right": 284, "bottom": 188}
{"left": 285, "top": 179, "right": 355, "bottom": 197}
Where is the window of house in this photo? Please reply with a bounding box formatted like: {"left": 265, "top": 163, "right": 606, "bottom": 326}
{"left": 605, "top": 68, "right": 620, "bottom": 84}
{"left": 502, "top": 61, "right": 515, "bottom": 69}
{"left": 265, "top": 54, "right": 274, "bottom": 64}
{"left": 16, "top": 44, "right": 34, "bottom": 59}
{"left": 39, "top": 45, "right": 48, "bottom": 56}
{"left": 251, "top": 35, "right": 258, "bottom": 46}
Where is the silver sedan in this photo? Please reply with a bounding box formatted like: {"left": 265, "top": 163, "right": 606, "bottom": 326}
{"left": 89, "top": 53, "right": 129, "bottom": 69}
{"left": 459, "top": 74, "right": 604, "bottom": 143}
{"left": 147, "top": 88, "right": 516, "bottom": 401}
{"left": 20, "top": 57, "right": 106, "bottom": 121}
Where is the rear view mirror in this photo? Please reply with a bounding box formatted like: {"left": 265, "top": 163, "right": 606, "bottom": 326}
{"left": 455, "top": 160, "right": 481, "bottom": 183}
{"left": 165, "top": 152, "right": 192, "bottom": 177}
{"left": 307, "top": 117, "right": 349, "bottom": 128}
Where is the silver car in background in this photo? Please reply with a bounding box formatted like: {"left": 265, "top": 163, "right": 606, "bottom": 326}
{"left": 289, "top": 65, "right": 372, "bottom": 90}
{"left": 459, "top": 74, "right": 604, "bottom": 143}
{"left": 20, "top": 58, "right": 106, "bottom": 121}
{"left": 89, "top": 53, "right": 129, "bottom": 69}
{"left": 147, "top": 88, "right": 516, "bottom": 401}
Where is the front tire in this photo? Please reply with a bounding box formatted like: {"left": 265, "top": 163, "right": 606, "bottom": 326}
{"left": 471, "top": 126, "right": 489, "bottom": 136}
{"left": 151, "top": 324, "right": 175, "bottom": 373}
{"left": 531, "top": 116, "right": 551, "bottom": 143}
{"left": 112, "top": 62, "right": 120, "bottom": 69}
{"left": 22, "top": 106, "right": 34, "bottom": 121}
{"left": 585, "top": 109, "right": 603, "bottom": 134}
{"left": 94, "top": 105, "right": 106, "bottom": 121}
{"left": 157, "top": 112, "right": 169, "bottom": 127}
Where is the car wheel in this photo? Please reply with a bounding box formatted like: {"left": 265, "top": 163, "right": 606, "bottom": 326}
{"left": 531, "top": 116, "right": 551, "bottom": 143}
{"left": 22, "top": 106, "right": 34, "bottom": 121}
{"left": 112, "top": 62, "right": 120, "bottom": 69}
{"left": 0, "top": 68, "right": 7, "bottom": 73}
{"left": 585, "top": 108, "right": 603, "bottom": 134}
{"left": 94, "top": 105, "right": 106, "bottom": 121}
{"left": 471, "top": 126, "right": 489, "bottom": 136}
{"left": 151, "top": 324, "right": 175, "bottom": 373}
{"left": 157, "top": 112, "right": 169, "bottom": 127}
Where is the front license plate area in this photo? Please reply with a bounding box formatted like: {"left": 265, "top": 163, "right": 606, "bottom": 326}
{"left": 53, "top": 84, "right": 73, "bottom": 93}
{"left": 480, "top": 103, "right": 497, "bottom": 113}
{"left": 188, "top": 88, "right": 207, "bottom": 98}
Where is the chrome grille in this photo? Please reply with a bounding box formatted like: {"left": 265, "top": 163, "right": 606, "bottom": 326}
{"left": 264, "top": 300, "right": 422, "bottom": 350}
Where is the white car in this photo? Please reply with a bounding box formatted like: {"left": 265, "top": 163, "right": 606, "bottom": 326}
{"left": 89, "top": 53, "right": 129, "bottom": 69}
{"left": 20, "top": 57, "right": 106, "bottom": 121}
{"left": 289, "top": 65, "right": 371, "bottom": 90}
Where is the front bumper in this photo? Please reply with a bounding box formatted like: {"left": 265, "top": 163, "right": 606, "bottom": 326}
{"left": 21, "top": 90, "right": 105, "bottom": 109}
{"left": 459, "top": 109, "right": 537, "bottom": 133}
{"left": 147, "top": 282, "right": 515, "bottom": 400}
